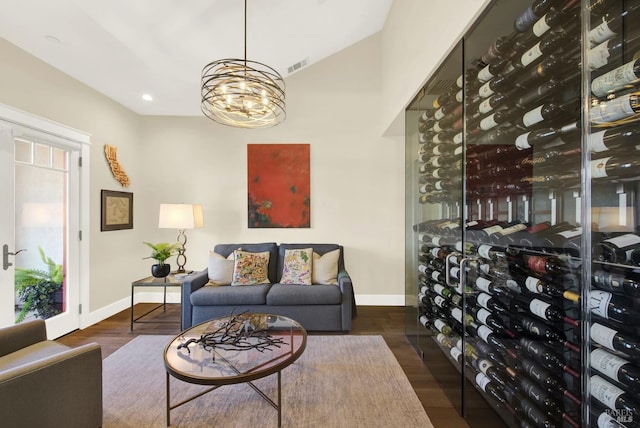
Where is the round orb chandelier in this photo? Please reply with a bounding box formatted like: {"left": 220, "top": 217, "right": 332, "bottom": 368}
{"left": 201, "top": 0, "right": 286, "bottom": 128}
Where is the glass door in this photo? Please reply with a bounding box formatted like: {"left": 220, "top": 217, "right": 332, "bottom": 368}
{"left": 406, "top": 41, "right": 466, "bottom": 414}
{"left": 460, "top": 0, "right": 583, "bottom": 426}
{"left": 0, "top": 107, "right": 87, "bottom": 339}
{"left": 586, "top": 0, "right": 640, "bottom": 426}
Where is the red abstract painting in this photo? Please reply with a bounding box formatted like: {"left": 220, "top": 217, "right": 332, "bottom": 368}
{"left": 247, "top": 144, "right": 310, "bottom": 228}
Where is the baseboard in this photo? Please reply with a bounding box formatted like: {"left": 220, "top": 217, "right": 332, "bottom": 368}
{"left": 80, "top": 297, "right": 130, "bottom": 329}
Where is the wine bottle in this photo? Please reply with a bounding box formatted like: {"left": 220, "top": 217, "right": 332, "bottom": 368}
{"left": 589, "top": 31, "right": 640, "bottom": 71}
{"left": 514, "top": 122, "right": 580, "bottom": 150}
{"left": 590, "top": 375, "right": 640, "bottom": 420}
{"left": 518, "top": 313, "right": 567, "bottom": 342}
{"left": 591, "top": 322, "right": 640, "bottom": 362}
{"left": 477, "top": 291, "right": 510, "bottom": 315}
{"left": 516, "top": 375, "right": 564, "bottom": 419}
{"left": 514, "top": 0, "right": 563, "bottom": 32}
{"left": 521, "top": 295, "right": 570, "bottom": 324}
{"left": 477, "top": 89, "right": 518, "bottom": 115}
{"left": 589, "top": 122, "right": 640, "bottom": 154}
{"left": 517, "top": 27, "right": 575, "bottom": 68}
{"left": 515, "top": 47, "right": 580, "bottom": 90}
{"left": 519, "top": 337, "right": 578, "bottom": 375}
{"left": 518, "top": 6, "right": 574, "bottom": 45}
{"left": 588, "top": 3, "right": 640, "bottom": 48}
{"left": 593, "top": 268, "right": 640, "bottom": 297}
{"left": 593, "top": 233, "right": 640, "bottom": 264}
{"left": 590, "top": 401, "right": 630, "bottom": 428}
{"left": 473, "top": 356, "right": 511, "bottom": 389}
{"left": 524, "top": 254, "right": 575, "bottom": 276}
{"left": 477, "top": 324, "right": 512, "bottom": 352}
{"left": 474, "top": 370, "right": 509, "bottom": 405}
{"left": 472, "top": 306, "right": 514, "bottom": 335}
{"left": 517, "top": 358, "right": 567, "bottom": 394}
{"left": 477, "top": 59, "right": 510, "bottom": 83}
{"left": 479, "top": 107, "right": 519, "bottom": 131}
{"left": 591, "top": 154, "right": 640, "bottom": 180}
{"left": 522, "top": 274, "right": 577, "bottom": 302}
{"left": 591, "top": 93, "right": 640, "bottom": 125}
{"left": 518, "top": 395, "right": 562, "bottom": 427}
{"left": 481, "top": 36, "right": 514, "bottom": 65}
{"left": 522, "top": 97, "right": 580, "bottom": 128}
{"left": 592, "top": 58, "right": 640, "bottom": 97}
{"left": 591, "top": 347, "right": 640, "bottom": 393}
{"left": 590, "top": 289, "right": 640, "bottom": 325}
{"left": 433, "top": 318, "right": 453, "bottom": 335}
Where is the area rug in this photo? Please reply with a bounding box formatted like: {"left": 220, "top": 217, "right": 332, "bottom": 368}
{"left": 103, "top": 335, "right": 434, "bottom": 428}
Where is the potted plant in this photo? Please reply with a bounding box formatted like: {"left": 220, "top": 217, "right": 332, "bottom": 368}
{"left": 15, "top": 246, "right": 64, "bottom": 323}
{"left": 143, "top": 241, "right": 181, "bottom": 277}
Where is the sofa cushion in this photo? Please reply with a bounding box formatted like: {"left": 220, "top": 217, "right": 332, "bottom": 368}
{"left": 231, "top": 250, "right": 270, "bottom": 285}
{"left": 312, "top": 249, "right": 340, "bottom": 285}
{"left": 266, "top": 283, "right": 342, "bottom": 305}
{"left": 214, "top": 243, "right": 278, "bottom": 283}
{"left": 191, "top": 283, "right": 272, "bottom": 306}
{"left": 281, "top": 248, "right": 313, "bottom": 285}
{"left": 207, "top": 251, "right": 234, "bottom": 285}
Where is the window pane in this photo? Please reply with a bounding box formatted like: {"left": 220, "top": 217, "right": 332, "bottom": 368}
{"left": 34, "top": 143, "right": 50, "bottom": 167}
{"left": 52, "top": 148, "right": 68, "bottom": 171}
{"left": 15, "top": 139, "right": 32, "bottom": 163}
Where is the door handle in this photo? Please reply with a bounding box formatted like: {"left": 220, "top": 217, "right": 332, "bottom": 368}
{"left": 3, "top": 244, "right": 26, "bottom": 270}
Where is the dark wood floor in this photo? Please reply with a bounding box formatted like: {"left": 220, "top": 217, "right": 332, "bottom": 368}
{"left": 58, "top": 304, "right": 469, "bottom": 428}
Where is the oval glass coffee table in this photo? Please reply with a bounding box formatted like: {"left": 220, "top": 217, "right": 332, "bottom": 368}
{"left": 164, "top": 313, "right": 307, "bottom": 427}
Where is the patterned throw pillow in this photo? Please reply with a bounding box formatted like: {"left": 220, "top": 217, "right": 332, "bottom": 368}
{"left": 231, "top": 250, "right": 270, "bottom": 286}
{"left": 280, "top": 248, "right": 313, "bottom": 285}
{"left": 312, "top": 249, "right": 340, "bottom": 285}
{"left": 207, "top": 251, "right": 234, "bottom": 285}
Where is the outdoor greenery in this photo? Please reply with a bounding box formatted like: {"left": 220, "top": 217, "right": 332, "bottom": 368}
{"left": 15, "top": 246, "right": 63, "bottom": 323}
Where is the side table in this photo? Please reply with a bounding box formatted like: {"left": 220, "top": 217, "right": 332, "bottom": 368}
{"left": 131, "top": 275, "right": 183, "bottom": 331}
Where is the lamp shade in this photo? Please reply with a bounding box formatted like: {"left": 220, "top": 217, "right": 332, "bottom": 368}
{"left": 158, "top": 204, "right": 204, "bottom": 229}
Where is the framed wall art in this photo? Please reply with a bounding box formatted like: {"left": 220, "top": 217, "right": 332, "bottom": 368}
{"left": 101, "top": 190, "right": 133, "bottom": 231}
{"left": 247, "top": 144, "right": 310, "bottom": 228}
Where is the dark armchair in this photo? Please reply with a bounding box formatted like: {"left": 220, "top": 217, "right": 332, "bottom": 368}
{"left": 0, "top": 319, "right": 102, "bottom": 427}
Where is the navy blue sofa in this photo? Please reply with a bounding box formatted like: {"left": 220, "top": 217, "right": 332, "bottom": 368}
{"left": 181, "top": 243, "right": 354, "bottom": 332}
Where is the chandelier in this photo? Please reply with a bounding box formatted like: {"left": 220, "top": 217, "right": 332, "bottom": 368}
{"left": 200, "top": 0, "right": 286, "bottom": 128}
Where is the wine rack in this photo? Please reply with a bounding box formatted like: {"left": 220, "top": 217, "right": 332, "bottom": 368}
{"left": 405, "top": 1, "right": 640, "bottom": 427}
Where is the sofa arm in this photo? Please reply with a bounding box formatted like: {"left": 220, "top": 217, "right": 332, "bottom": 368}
{"left": 182, "top": 269, "right": 209, "bottom": 329}
{"left": 0, "top": 342, "right": 102, "bottom": 427}
{"left": 0, "top": 319, "right": 47, "bottom": 357}
{"left": 338, "top": 270, "right": 355, "bottom": 331}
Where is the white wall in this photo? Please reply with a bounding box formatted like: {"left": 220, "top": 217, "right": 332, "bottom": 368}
{"left": 138, "top": 33, "right": 405, "bottom": 305}
{"left": 380, "top": 0, "right": 489, "bottom": 137}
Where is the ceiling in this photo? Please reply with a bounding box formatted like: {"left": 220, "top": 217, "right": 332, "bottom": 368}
{"left": 0, "top": 0, "right": 393, "bottom": 116}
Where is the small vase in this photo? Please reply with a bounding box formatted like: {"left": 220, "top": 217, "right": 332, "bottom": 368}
{"left": 151, "top": 264, "right": 171, "bottom": 278}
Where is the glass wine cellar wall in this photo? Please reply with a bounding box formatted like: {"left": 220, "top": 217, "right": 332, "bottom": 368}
{"left": 405, "top": 0, "right": 640, "bottom": 427}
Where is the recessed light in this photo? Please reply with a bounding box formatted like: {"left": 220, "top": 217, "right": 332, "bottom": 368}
{"left": 45, "top": 35, "right": 60, "bottom": 44}
{"left": 142, "top": 94, "right": 153, "bottom": 101}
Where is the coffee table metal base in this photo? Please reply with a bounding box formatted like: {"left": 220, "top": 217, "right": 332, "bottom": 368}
{"left": 166, "top": 370, "right": 283, "bottom": 427}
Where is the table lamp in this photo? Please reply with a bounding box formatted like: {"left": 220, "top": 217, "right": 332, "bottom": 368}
{"left": 158, "top": 203, "right": 204, "bottom": 273}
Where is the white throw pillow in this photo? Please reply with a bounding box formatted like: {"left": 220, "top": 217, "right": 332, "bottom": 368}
{"left": 312, "top": 249, "right": 340, "bottom": 285}
{"left": 207, "top": 251, "right": 234, "bottom": 285}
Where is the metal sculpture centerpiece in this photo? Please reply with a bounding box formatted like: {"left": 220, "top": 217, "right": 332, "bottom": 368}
{"left": 178, "top": 313, "right": 287, "bottom": 359}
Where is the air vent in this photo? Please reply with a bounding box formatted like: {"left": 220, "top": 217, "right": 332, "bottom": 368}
{"left": 427, "top": 79, "right": 456, "bottom": 95}
{"left": 287, "top": 57, "right": 309, "bottom": 74}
